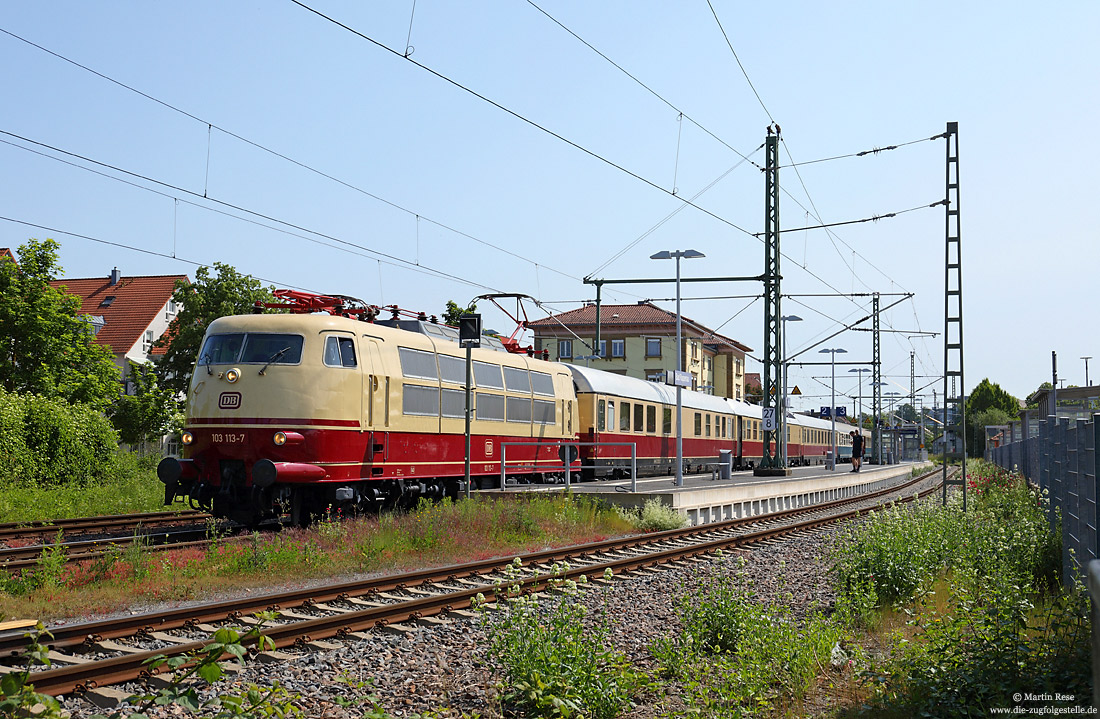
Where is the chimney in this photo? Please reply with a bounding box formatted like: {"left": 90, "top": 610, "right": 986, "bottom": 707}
{"left": 110, "top": 267, "right": 121, "bottom": 286}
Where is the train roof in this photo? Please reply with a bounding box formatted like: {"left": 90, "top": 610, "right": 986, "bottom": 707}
{"left": 565, "top": 364, "right": 735, "bottom": 415}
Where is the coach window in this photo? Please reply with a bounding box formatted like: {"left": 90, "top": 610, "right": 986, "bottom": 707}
{"left": 399, "top": 347, "right": 438, "bottom": 380}
{"left": 645, "top": 337, "right": 661, "bottom": 358}
{"left": 720, "top": 416, "right": 727, "bottom": 438}
{"left": 705, "top": 414, "right": 711, "bottom": 437}
{"left": 476, "top": 392, "right": 505, "bottom": 421}
{"left": 694, "top": 412, "right": 702, "bottom": 436}
{"left": 438, "top": 355, "right": 465, "bottom": 384}
{"left": 558, "top": 339, "right": 572, "bottom": 359}
{"left": 607, "top": 401, "right": 616, "bottom": 432}
{"left": 663, "top": 407, "right": 672, "bottom": 435}
{"left": 620, "top": 402, "right": 631, "bottom": 432}
{"left": 504, "top": 366, "right": 531, "bottom": 393}
{"left": 473, "top": 361, "right": 504, "bottom": 389}
{"left": 598, "top": 399, "right": 606, "bottom": 431}
{"left": 646, "top": 405, "right": 656, "bottom": 434}
{"left": 323, "top": 336, "right": 357, "bottom": 368}
{"left": 634, "top": 403, "right": 643, "bottom": 432}
{"left": 611, "top": 339, "right": 625, "bottom": 358}
{"left": 530, "top": 371, "right": 555, "bottom": 396}
{"left": 440, "top": 388, "right": 465, "bottom": 418}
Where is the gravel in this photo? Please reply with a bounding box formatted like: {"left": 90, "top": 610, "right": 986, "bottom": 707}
{"left": 57, "top": 474, "right": 940, "bottom": 718}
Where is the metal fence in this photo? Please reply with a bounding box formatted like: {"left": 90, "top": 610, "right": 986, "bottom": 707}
{"left": 990, "top": 415, "right": 1099, "bottom": 586}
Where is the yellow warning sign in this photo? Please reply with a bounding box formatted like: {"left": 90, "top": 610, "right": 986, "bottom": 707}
{"left": 791, "top": 386, "right": 802, "bottom": 395}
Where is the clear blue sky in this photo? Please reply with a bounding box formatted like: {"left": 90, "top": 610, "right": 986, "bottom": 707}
{"left": 2, "top": 2, "right": 1096, "bottom": 410}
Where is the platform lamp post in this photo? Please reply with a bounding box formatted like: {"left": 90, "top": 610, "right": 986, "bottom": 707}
{"left": 849, "top": 368, "right": 871, "bottom": 432}
{"left": 780, "top": 315, "right": 802, "bottom": 467}
{"left": 651, "top": 248, "right": 705, "bottom": 487}
{"left": 819, "top": 348, "right": 847, "bottom": 470}
{"left": 1082, "top": 356, "right": 1092, "bottom": 387}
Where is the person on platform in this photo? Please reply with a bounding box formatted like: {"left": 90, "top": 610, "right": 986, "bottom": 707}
{"left": 850, "top": 430, "right": 865, "bottom": 472}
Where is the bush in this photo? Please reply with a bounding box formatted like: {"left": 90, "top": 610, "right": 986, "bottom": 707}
{"left": 485, "top": 562, "right": 646, "bottom": 719}
{"left": 0, "top": 388, "right": 120, "bottom": 487}
{"left": 616, "top": 498, "right": 686, "bottom": 531}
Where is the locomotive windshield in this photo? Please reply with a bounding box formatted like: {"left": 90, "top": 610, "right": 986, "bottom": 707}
{"left": 198, "top": 333, "right": 304, "bottom": 365}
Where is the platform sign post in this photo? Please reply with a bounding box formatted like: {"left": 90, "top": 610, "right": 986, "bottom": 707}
{"left": 460, "top": 315, "right": 481, "bottom": 499}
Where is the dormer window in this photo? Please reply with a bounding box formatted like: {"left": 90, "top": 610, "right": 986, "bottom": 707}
{"left": 142, "top": 330, "right": 154, "bottom": 353}
{"left": 99, "top": 296, "right": 116, "bottom": 308}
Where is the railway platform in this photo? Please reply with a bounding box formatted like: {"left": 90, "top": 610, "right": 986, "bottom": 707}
{"left": 498, "top": 461, "right": 925, "bottom": 526}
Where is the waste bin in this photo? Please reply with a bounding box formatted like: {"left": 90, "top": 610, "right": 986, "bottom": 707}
{"left": 825, "top": 451, "right": 834, "bottom": 470}
{"left": 718, "top": 450, "right": 732, "bottom": 479}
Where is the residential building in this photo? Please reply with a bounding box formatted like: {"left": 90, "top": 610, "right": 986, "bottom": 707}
{"left": 526, "top": 301, "right": 753, "bottom": 401}
{"left": 48, "top": 267, "right": 188, "bottom": 389}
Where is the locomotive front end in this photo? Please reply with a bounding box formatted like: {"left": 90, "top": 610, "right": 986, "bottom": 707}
{"left": 158, "top": 313, "right": 364, "bottom": 525}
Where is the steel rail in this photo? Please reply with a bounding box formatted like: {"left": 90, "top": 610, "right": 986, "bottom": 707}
{"left": 2, "top": 466, "right": 935, "bottom": 655}
{"left": 0, "top": 529, "right": 214, "bottom": 573}
{"left": 16, "top": 469, "right": 952, "bottom": 697}
{"left": 0, "top": 510, "right": 209, "bottom": 543}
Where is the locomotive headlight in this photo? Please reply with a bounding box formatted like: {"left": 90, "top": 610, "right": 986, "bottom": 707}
{"left": 181, "top": 431, "right": 194, "bottom": 446}
{"left": 274, "top": 431, "right": 287, "bottom": 446}
{"left": 225, "top": 368, "right": 241, "bottom": 383}
{"left": 273, "top": 431, "right": 304, "bottom": 446}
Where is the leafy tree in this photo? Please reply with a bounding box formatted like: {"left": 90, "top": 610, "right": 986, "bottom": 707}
{"left": 155, "top": 263, "right": 275, "bottom": 395}
{"left": 965, "top": 378, "right": 1021, "bottom": 457}
{"left": 0, "top": 239, "right": 119, "bottom": 410}
{"left": 110, "top": 361, "right": 180, "bottom": 449}
{"left": 443, "top": 299, "right": 477, "bottom": 326}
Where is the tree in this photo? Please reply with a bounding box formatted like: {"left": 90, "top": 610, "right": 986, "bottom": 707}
{"left": 0, "top": 239, "right": 119, "bottom": 410}
{"left": 110, "top": 361, "right": 180, "bottom": 449}
{"left": 442, "top": 299, "right": 477, "bottom": 327}
{"left": 155, "top": 263, "right": 276, "bottom": 395}
{"left": 965, "top": 378, "right": 1021, "bottom": 457}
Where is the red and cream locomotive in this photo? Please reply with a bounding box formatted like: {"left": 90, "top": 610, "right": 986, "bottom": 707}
{"left": 158, "top": 291, "right": 860, "bottom": 525}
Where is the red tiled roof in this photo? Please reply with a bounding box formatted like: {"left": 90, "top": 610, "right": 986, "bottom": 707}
{"left": 527, "top": 302, "right": 752, "bottom": 353}
{"left": 0, "top": 248, "right": 14, "bottom": 263}
{"left": 49, "top": 274, "right": 188, "bottom": 356}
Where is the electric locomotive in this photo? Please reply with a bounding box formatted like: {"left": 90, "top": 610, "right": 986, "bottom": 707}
{"left": 158, "top": 294, "right": 576, "bottom": 526}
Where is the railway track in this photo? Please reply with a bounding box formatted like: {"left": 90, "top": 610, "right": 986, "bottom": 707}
{"left": 1, "top": 465, "right": 952, "bottom": 701}
{"left": 0, "top": 510, "right": 210, "bottom": 545}
{"left": 0, "top": 528, "right": 215, "bottom": 574}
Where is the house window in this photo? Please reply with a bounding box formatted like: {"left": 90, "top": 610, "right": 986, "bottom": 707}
{"left": 142, "top": 330, "right": 154, "bottom": 353}
{"left": 166, "top": 300, "right": 177, "bottom": 319}
{"left": 558, "top": 339, "right": 572, "bottom": 359}
{"left": 598, "top": 340, "right": 607, "bottom": 358}
{"left": 611, "top": 339, "right": 625, "bottom": 358}
{"left": 736, "top": 386, "right": 741, "bottom": 400}
{"left": 645, "top": 337, "right": 661, "bottom": 357}
{"left": 691, "top": 342, "right": 698, "bottom": 359}
{"left": 99, "top": 295, "right": 116, "bottom": 308}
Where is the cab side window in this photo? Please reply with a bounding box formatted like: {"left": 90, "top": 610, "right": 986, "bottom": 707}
{"left": 324, "top": 336, "right": 357, "bottom": 368}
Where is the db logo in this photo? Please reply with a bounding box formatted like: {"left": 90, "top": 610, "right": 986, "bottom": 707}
{"left": 219, "top": 392, "right": 241, "bottom": 409}
{"left": 484, "top": 439, "right": 494, "bottom": 457}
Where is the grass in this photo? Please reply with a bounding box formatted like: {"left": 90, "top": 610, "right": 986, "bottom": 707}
{"left": 0, "top": 453, "right": 168, "bottom": 524}
{"left": 0, "top": 494, "right": 638, "bottom": 622}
